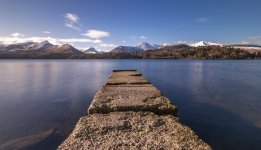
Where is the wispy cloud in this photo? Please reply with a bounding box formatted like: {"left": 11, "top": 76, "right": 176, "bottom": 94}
{"left": 99, "top": 43, "right": 117, "bottom": 48}
{"left": 196, "top": 17, "right": 208, "bottom": 23}
{"left": 242, "top": 36, "right": 261, "bottom": 45}
{"left": 176, "top": 40, "right": 188, "bottom": 44}
{"left": 65, "top": 23, "right": 80, "bottom": 31}
{"left": 240, "top": 41, "right": 250, "bottom": 44}
{"left": 139, "top": 35, "right": 147, "bottom": 40}
{"left": 64, "top": 13, "right": 81, "bottom": 31}
{"left": 95, "top": 43, "right": 118, "bottom": 52}
{"left": 43, "top": 31, "right": 51, "bottom": 34}
{"left": 248, "top": 36, "right": 261, "bottom": 40}
{"left": 11, "top": 33, "right": 25, "bottom": 37}
{"left": 59, "top": 38, "right": 102, "bottom": 44}
{"left": 0, "top": 33, "right": 103, "bottom": 45}
{"left": 81, "top": 30, "right": 110, "bottom": 39}
{"left": 65, "top": 13, "right": 79, "bottom": 22}
{"left": 130, "top": 35, "right": 147, "bottom": 40}
{"left": 0, "top": 36, "right": 59, "bottom": 45}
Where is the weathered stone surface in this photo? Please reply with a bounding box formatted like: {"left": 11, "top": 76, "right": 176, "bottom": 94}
{"left": 58, "top": 111, "right": 211, "bottom": 150}
{"left": 106, "top": 70, "right": 150, "bottom": 85}
{"left": 88, "top": 85, "right": 177, "bottom": 115}
{"left": 58, "top": 70, "right": 211, "bottom": 150}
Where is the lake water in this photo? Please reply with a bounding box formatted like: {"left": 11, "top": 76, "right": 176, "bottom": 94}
{"left": 0, "top": 60, "right": 261, "bottom": 150}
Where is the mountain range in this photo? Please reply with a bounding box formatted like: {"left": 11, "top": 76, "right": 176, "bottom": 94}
{"left": 137, "top": 42, "right": 161, "bottom": 50}
{"left": 1, "top": 41, "right": 53, "bottom": 52}
{"left": 44, "top": 44, "right": 82, "bottom": 54}
{"left": 0, "top": 41, "right": 260, "bottom": 55}
{"left": 111, "top": 42, "right": 161, "bottom": 53}
{"left": 0, "top": 41, "right": 83, "bottom": 54}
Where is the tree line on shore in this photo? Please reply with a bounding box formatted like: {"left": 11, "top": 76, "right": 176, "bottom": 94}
{"left": 0, "top": 45, "right": 260, "bottom": 59}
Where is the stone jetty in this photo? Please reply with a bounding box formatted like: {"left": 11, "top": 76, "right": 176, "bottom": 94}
{"left": 58, "top": 70, "right": 211, "bottom": 150}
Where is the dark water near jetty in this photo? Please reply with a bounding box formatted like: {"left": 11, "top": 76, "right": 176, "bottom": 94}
{"left": 0, "top": 60, "right": 261, "bottom": 150}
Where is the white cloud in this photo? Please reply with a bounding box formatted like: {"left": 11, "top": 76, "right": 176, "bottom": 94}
{"left": 139, "top": 35, "right": 147, "bottom": 39}
{"left": 162, "top": 43, "right": 172, "bottom": 46}
{"left": 130, "top": 35, "right": 147, "bottom": 40}
{"left": 240, "top": 41, "right": 249, "bottom": 45}
{"left": 248, "top": 36, "right": 261, "bottom": 40}
{"left": 242, "top": 36, "right": 261, "bottom": 45}
{"left": 64, "top": 13, "right": 81, "bottom": 31}
{"left": 43, "top": 31, "right": 51, "bottom": 34}
{"left": 196, "top": 17, "right": 208, "bottom": 23}
{"left": 0, "top": 35, "right": 103, "bottom": 45}
{"left": 0, "top": 36, "right": 59, "bottom": 45}
{"left": 176, "top": 40, "right": 188, "bottom": 44}
{"left": 65, "top": 23, "right": 80, "bottom": 31}
{"left": 94, "top": 43, "right": 117, "bottom": 52}
{"left": 99, "top": 43, "right": 117, "bottom": 48}
{"left": 11, "top": 33, "right": 25, "bottom": 37}
{"left": 65, "top": 13, "right": 79, "bottom": 23}
{"left": 77, "top": 47, "right": 90, "bottom": 51}
{"left": 59, "top": 38, "right": 102, "bottom": 44}
{"left": 82, "top": 30, "right": 110, "bottom": 39}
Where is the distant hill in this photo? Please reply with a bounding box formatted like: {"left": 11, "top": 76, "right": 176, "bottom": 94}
{"left": 228, "top": 44, "right": 261, "bottom": 48}
{"left": 0, "top": 41, "right": 82, "bottom": 54}
{"left": 0, "top": 41, "right": 83, "bottom": 58}
{"left": 0, "top": 40, "right": 260, "bottom": 59}
{"left": 1, "top": 41, "right": 54, "bottom": 52}
{"left": 0, "top": 44, "right": 6, "bottom": 51}
{"left": 83, "top": 47, "right": 101, "bottom": 54}
{"left": 137, "top": 42, "right": 160, "bottom": 50}
{"left": 44, "top": 44, "right": 82, "bottom": 54}
{"left": 111, "top": 42, "right": 161, "bottom": 52}
{"left": 227, "top": 44, "right": 261, "bottom": 53}
{"left": 111, "top": 46, "right": 143, "bottom": 52}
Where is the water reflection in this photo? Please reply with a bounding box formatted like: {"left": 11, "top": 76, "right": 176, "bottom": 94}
{"left": 0, "top": 60, "right": 261, "bottom": 150}
{"left": 0, "top": 60, "right": 109, "bottom": 149}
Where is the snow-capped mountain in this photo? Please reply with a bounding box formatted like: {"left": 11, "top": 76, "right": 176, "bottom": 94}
{"left": 111, "top": 42, "right": 162, "bottom": 52}
{"left": 45, "top": 44, "right": 82, "bottom": 53}
{"left": 137, "top": 42, "right": 160, "bottom": 50}
{"left": 30, "top": 40, "right": 54, "bottom": 50}
{"left": 190, "top": 41, "right": 222, "bottom": 47}
{"left": 111, "top": 46, "right": 144, "bottom": 52}
{"left": 83, "top": 47, "right": 100, "bottom": 54}
{"left": 0, "top": 41, "right": 83, "bottom": 54}
{"left": 1, "top": 41, "right": 54, "bottom": 51}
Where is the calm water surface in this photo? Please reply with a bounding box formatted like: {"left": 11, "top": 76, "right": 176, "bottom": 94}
{"left": 0, "top": 60, "right": 261, "bottom": 150}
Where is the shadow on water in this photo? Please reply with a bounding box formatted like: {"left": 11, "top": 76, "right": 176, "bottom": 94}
{"left": 177, "top": 101, "right": 261, "bottom": 150}
{"left": 21, "top": 133, "right": 63, "bottom": 150}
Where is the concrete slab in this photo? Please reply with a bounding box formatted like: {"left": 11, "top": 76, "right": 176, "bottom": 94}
{"left": 88, "top": 85, "right": 177, "bottom": 115}
{"left": 58, "top": 70, "right": 211, "bottom": 149}
{"left": 88, "top": 70, "right": 177, "bottom": 115}
{"left": 58, "top": 111, "right": 211, "bottom": 150}
{"left": 106, "top": 70, "right": 149, "bottom": 85}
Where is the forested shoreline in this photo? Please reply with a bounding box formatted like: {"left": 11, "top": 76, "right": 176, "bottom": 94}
{"left": 0, "top": 45, "right": 260, "bottom": 59}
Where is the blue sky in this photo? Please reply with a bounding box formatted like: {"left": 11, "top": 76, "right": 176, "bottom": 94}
{"left": 0, "top": 0, "right": 261, "bottom": 51}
